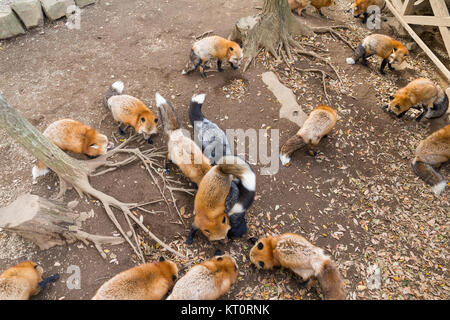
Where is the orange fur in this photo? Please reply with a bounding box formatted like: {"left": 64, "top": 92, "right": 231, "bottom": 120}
{"left": 280, "top": 105, "right": 337, "bottom": 165}
{"left": 167, "top": 254, "right": 238, "bottom": 300}
{"left": 0, "top": 261, "right": 44, "bottom": 300}
{"left": 412, "top": 125, "right": 450, "bottom": 195}
{"left": 250, "top": 233, "right": 346, "bottom": 300}
{"left": 289, "top": 0, "right": 335, "bottom": 16}
{"left": 193, "top": 165, "right": 232, "bottom": 241}
{"left": 92, "top": 260, "right": 178, "bottom": 300}
{"left": 107, "top": 95, "right": 158, "bottom": 138}
{"left": 32, "top": 119, "right": 111, "bottom": 181}
{"left": 351, "top": 0, "right": 384, "bottom": 16}
{"left": 388, "top": 78, "right": 445, "bottom": 115}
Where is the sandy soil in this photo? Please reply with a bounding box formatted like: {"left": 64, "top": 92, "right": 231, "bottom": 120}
{"left": 0, "top": 0, "right": 448, "bottom": 300}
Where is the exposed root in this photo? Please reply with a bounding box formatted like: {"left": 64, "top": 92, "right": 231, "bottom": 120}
{"left": 295, "top": 67, "right": 332, "bottom": 103}
{"left": 311, "top": 26, "right": 354, "bottom": 50}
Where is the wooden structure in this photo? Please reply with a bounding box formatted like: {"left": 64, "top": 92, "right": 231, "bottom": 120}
{"left": 385, "top": 0, "right": 450, "bottom": 81}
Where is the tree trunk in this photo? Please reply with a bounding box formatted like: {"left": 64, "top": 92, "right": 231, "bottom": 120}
{"left": 0, "top": 93, "right": 89, "bottom": 197}
{"left": 0, "top": 93, "right": 186, "bottom": 261}
{"left": 0, "top": 194, "right": 124, "bottom": 258}
{"left": 230, "top": 0, "right": 313, "bottom": 71}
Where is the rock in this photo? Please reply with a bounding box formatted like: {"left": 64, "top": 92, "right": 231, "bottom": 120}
{"left": 405, "top": 41, "right": 417, "bottom": 51}
{"left": 11, "top": 0, "right": 44, "bottom": 29}
{"left": 384, "top": 17, "right": 408, "bottom": 37}
{"left": 40, "top": 0, "right": 74, "bottom": 20}
{"left": 0, "top": 5, "right": 25, "bottom": 40}
{"left": 74, "top": 0, "right": 95, "bottom": 7}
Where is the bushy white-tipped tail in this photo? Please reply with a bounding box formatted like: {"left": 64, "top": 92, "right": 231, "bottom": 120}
{"left": 218, "top": 156, "right": 256, "bottom": 192}
{"left": 432, "top": 180, "right": 447, "bottom": 196}
{"left": 346, "top": 57, "right": 355, "bottom": 65}
{"left": 181, "top": 70, "right": 187, "bottom": 75}
{"left": 155, "top": 92, "right": 167, "bottom": 108}
{"left": 192, "top": 93, "right": 206, "bottom": 104}
{"left": 111, "top": 81, "right": 124, "bottom": 94}
{"left": 32, "top": 166, "right": 50, "bottom": 183}
{"left": 280, "top": 154, "right": 291, "bottom": 166}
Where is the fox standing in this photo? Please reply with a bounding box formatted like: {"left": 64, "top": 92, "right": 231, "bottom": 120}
{"left": 156, "top": 92, "right": 212, "bottom": 185}
{"left": 104, "top": 81, "right": 159, "bottom": 143}
{"left": 289, "top": 0, "right": 336, "bottom": 17}
{"left": 346, "top": 34, "right": 408, "bottom": 74}
{"left": 280, "top": 105, "right": 337, "bottom": 165}
{"left": 249, "top": 233, "right": 346, "bottom": 300}
{"left": 182, "top": 36, "right": 243, "bottom": 78}
{"left": 186, "top": 156, "right": 255, "bottom": 244}
{"left": 382, "top": 78, "right": 448, "bottom": 121}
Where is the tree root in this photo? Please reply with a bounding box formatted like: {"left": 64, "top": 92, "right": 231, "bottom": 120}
{"left": 53, "top": 134, "right": 189, "bottom": 262}
{"left": 295, "top": 67, "right": 332, "bottom": 103}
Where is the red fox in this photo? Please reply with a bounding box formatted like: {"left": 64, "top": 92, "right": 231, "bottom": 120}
{"left": 0, "top": 261, "right": 59, "bottom": 300}
{"left": 187, "top": 155, "right": 256, "bottom": 244}
{"left": 167, "top": 251, "right": 238, "bottom": 300}
{"left": 181, "top": 36, "right": 243, "bottom": 78}
{"left": 412, "top": 125, "right": 449, "bottom": 196}
{"left": 92, "top": 257, "right": 178, "bottom": 300}
{"left": 249, "top": 233, "right": 346, "bottom": 300}
{"left": 382, "top": 78, "right": 448, "bottom": 121}
{"left": 349, "top": 0, "right": 385, "bottom": 24}
{"left": 289, "top": 0, "right": 336, "bottom": 17}
{"left": 280, "top": 105, "right": 337, "bottom": 165}
{"left": 155, "top": 92, "right": 212, "bottom": 185}
{"left": 346, "top": 34, "right": 408, "bottom": 74}
{"left": 32, "top": 119, "right": 112, "bottom": 182}
{"left": 104, "top": 81, "right": 159, "bottom": 144}
{"left": 188, "top": 94, "right": 256, "bottom": 240}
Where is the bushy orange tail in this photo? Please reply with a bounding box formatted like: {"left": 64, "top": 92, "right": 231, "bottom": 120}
{"left": 316, "top": 260, "right": 346, "bottom": 300}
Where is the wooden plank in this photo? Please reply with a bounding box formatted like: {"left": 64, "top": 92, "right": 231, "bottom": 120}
{"left": 429, "top": 0, "right": 450, "bottom": 59}
{"left": 400, "top": 0, "right": 414, "bottom": 15}
{"left": 392, "top": 0, "right": 404, "bottom": 11}
{"left": 403, "top": 15, "right": 450, "bottom": 27}
{"left": 385, "top": 0, "right": 450, "bottom": 81}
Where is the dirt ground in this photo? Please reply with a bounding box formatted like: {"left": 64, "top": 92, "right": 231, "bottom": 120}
{"left": 0, "top": 0, "right": 448, "bottom": 300}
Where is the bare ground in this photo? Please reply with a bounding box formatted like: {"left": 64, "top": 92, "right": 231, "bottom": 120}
{"left": 0, "top": 0, "right": 448, "bottom": 300}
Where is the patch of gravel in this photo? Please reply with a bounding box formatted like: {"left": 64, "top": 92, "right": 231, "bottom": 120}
{"left": 0, "top": 230, "right": 37, "bottom": 260}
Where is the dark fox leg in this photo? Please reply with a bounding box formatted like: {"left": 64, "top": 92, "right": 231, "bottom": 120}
{"left": 388, "top": 62, "right": 395, "bottom": 70}
{"left": 396, "top": 110, "right": 408, "bottom": 118}
{"left": 38, "top": 274, "right": 60, "bottom": 289}
{"left": 164, "top": 158, "right": 172, "bottom": 173}
{"left": 362, "top": 12, "right": 369, "bottom": 24}
{"left": 217, "top": 59, "right": 224, "bottom": 72}
{"left": 380, "top": 59, "right": 388, "bottom": 74}
{"left": 118, "top": 122, "right": 125, "bottom": 135}
{"left": 186, "top": 225, "right": 199, "bottom": 245}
